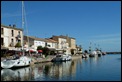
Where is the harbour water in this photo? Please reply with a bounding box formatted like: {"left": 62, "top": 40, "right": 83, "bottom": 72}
{"left": 1, "top": 54, "right": 121, "bottom": 81}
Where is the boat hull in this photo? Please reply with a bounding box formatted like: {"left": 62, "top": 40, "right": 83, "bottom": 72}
{"left": 1, "top": 56, "right": 32, "bottom": 69}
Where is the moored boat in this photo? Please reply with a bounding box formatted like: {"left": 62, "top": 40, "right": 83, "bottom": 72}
{"left": 1, "top": 56, "right": 32, "bottom": 69}
{"left": 82, "top": 54, "right": 88, "bottom": 58}
{"left": 1, "top": 1, "right": 32, "bottom": 69}
{"left": 51, "top": 54, "right": 72, "bottom": 62}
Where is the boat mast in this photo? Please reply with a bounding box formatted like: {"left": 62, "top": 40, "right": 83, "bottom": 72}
{"left": 22, "top": 1, "right": 25, "bottom": 55}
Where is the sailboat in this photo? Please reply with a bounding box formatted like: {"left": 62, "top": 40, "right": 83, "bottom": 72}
{"left": 1, "top": 1, "right": 32, "bottom": 69}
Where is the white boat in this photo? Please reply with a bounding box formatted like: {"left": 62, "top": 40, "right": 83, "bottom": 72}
{"left": 52, "top": 54, "right": 72, "bottom": 62}
{"left": 82, "top": 54, "right": 88, "bottom": 58}
{"left": 1, "top": 60, "right": 17, "bottom": 69}
{"left": 89, "top": 51, "right": 97, "bottom": 57}
{"left": 96, "top": 50, "right": 102, "bottom": 57}
{"left": 51, "top": 55, "right": 62, "bottom": 62}
{"left": 65, "top": 54, "right": 72, "bottom": 61}
{"left": 1, "top": 56, "right": 32, "bottom": 69}
{"left": 1, "top": 1, "right": 32, "bottom": 69}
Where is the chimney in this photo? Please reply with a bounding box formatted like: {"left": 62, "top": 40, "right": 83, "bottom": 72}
{"left": 13, "top": 24, "right": 16, "bottom": 28}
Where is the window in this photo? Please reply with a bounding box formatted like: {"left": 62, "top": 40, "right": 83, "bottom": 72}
{"left": 11, "top": 39, "right": 14, "bottom": 44}
{"left": 11, "top": 39, "right": 14, "bottom": 46}
{"left": 11, "top": 39, "right": 13, "bottom": 42}
{"left": 11, "top": 30, "right": 14, "bottom": 36}
{"left": 1, "top": 28, "right": 4, "bottom": 34}
{"left": 1, "top": 38, "right": 4, "bottom": 46}
{"left": 18, "top": 31, "right": 20, "bottom": 35}
{"left": 18, "top": 39, "right": 21, "bottom": 42}
{"left": 45, "top": 43, "right": 47, "bottom": 46}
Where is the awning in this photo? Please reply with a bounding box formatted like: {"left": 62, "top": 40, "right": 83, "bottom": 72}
{"left": 38, "top": 50, "right": 43, "bottom": 52}
{"left": 29, "top": 50, "right": 34, "bottom": 52}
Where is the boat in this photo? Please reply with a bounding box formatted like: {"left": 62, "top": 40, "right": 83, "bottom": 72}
{"left": 96, "top": 50, "right": 102, "bottom": 57}
{"left": 1, "top": 1, "right": 32, "bottom": 69}
{"left": 89, "top": 50, "right": 97, "bottom": 57}
{"left": 66, "top": 54, "right": 72, "bottom": 61}
{"left": 51, "top": 54, "right": 72, "bottom": 62}
{"left": 82, "top": 54, "right": 88, "bottom": 58}
{"left": 102, "top": 52, "right": 106, "bottom": 55}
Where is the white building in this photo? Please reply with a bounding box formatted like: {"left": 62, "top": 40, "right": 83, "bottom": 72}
{"left": 24, "top": 36, "right": 46, "bottom": 51}
{"left": 1, "top": 24, "right": 23, "bottom": 50}
{"left": 45, "top": 38, "right": 58, "bottom": 49}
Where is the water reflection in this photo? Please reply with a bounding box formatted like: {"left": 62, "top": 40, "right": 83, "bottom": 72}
{"left": 1, "top": 67, "right": 32, "bottom": 81}
{"left": 1, "top": 61, "right": 77, "bottom": 81}
{"left": 1, "top": 55, "right": 121, "bottom": 81}
{"left": 0, "top": 57, "right": 104, "bottom": 81}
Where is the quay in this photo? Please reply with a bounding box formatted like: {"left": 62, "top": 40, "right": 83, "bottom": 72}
{"left": 106, "top": 52, "right": 121, "bottom": 54}
{"left": 31, "top": 55, "right": 82, "bottom": 64}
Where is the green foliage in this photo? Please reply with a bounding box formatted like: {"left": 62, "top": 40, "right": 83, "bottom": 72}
{"left": 37, "top": 46, "right": 43, "bottom": 50}
{"left": 50, "top": 51, "right": 55, "bottom": 55}
{"left": 43, "top": 47, "right": 50, "bottom": 57}
{"left": 15, "top": 42, "right": 21, "bottom": 48}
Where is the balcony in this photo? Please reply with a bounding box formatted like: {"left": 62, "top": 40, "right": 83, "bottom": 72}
{"left": 16, "top": 34, "right": 21, "bottom": 38}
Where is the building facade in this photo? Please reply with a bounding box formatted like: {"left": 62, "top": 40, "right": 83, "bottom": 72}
{"left": 45, "top": 38, "right": 58, "bottom": 49}
{"left": 1, "top": 24, "right": 23, "bottom": 50}
{"left": 24, "top": 36, "right": 46, "bottom": 51}
{"left": 50, "top": 35, "right": 76, "bottom": 54}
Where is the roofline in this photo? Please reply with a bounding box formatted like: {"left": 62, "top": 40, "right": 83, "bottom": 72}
{"left": 1, "top": 24, "right": 23, "bottom": 31}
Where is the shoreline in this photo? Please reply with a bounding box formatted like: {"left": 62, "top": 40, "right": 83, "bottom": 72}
{"left": 1, "top": 55, "right": 82, "bottom": 65}
{"left": 31, "top": 55, "right": 82, "bottom": 64}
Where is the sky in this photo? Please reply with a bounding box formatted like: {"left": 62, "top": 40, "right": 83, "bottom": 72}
{"left": 1, "top": 1, "right": 121, "bottom": 52}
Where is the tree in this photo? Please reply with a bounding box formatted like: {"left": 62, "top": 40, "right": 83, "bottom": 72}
{"left": 15, "top": 42, "right": 21, "bottom": 48}
{"left": 43, "top": 47, "right": 50, "bottom": 57}
{"left": 37, "top": 46, "right": 43, "bottom": 50}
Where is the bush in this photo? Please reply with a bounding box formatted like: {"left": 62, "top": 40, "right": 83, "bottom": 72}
{"left": 37, "top": 46, "right": 43, "bottom": 50}
{"left": 15, "top": 42, "right": 21, "bottom": 48}
{"left": 43, "top": 47, "right": 50, "bottom": 57}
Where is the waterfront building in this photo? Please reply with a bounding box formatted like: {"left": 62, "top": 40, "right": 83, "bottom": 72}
{"left": 24, "top": 36, "right": 46, "bottom": 51}
{"left": 76, "top": 45, "right": 83, "bottom": 54}
{"left": 45, "top": 38, "right": 58, "bottom": 50}
{"left": 24, "top": 36, "right": 58, "bottom": 52}
{"left": 50, "top": 35, "right": 76, "bottom": 54}
{"left": 1, "top": 24, "right": 23, "bottom": 50}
